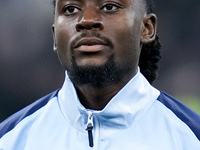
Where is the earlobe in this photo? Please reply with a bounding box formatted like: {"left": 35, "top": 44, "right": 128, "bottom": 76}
{"left": 52, "top": 24, "right": 57, "bottom": 52}
{"left": 141, "top": 14, "right": 157, "bottom": 44}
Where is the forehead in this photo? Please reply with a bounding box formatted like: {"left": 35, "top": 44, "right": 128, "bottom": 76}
{"left": 56, "top": 0, "right": 144, "bottom": 5}
{"left": 55, "top": 0, "right": 146, "bottom": 11}
{"left": 54, "top": 0, "right": 147, "bottom": 18}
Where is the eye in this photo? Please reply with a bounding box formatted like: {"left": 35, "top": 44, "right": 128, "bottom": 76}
{"left": 101, "top": 4, "right": 119, "bottom": 12}
{"left": 64, "top": 6, "right": 80, "bottom": 15}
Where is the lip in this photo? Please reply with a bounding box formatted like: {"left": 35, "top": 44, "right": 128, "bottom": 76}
{"left": 73, "top": 37, "right": 112, "bottom": 65}
{"left": 74, "top": 37, "right": 108, "bottom": 50}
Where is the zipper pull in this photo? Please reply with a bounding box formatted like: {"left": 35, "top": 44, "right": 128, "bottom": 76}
{"left": 86, "top": 111, "right": 94, "bottom": 147}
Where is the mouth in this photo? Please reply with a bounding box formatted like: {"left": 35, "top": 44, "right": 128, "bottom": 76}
{"left": 72, "top": 36, "right": 113, "bottom": 66}
{"left": 74, "top": 37, "right": 109, "bottom": 53}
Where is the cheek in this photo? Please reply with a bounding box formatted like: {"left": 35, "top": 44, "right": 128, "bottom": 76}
{"left": 55, "top": 18, "right": 75, "bottom": 48}
{"left": 54, "top": 18, "right": 77, "bottom": 68}
{"left": 107, "top": 15, "right": 142, "bottom": 62}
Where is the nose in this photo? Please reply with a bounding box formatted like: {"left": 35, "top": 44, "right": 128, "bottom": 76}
{"left": 76, "top": 7, "right": 104, "bottom": 32}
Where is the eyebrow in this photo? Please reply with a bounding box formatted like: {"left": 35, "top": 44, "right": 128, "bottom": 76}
{"left": 59, "top": 0, "right": 81, "bottom": 2}
{"left": 57, "top": 0, "right": 82, "bottom": 5}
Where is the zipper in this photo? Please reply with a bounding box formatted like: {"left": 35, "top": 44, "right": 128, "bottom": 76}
{"left": 86, "top": 111, "right": 94, "bottom": 147}
{"left": 93, "top": 116, "right": 100, "bottom": 150}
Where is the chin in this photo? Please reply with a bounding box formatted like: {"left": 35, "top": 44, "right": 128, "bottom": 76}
{"left": 76, "top": 58, "right": 108, "bottom": 68}
{"left": 67, "top": 56, "right": 116, "bottom": 87}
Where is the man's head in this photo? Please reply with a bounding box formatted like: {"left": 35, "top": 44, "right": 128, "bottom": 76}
{"left": 52, "top": 0, "right": 161, "bottom": 87}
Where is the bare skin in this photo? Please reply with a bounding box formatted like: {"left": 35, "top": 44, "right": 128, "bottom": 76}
{"left": 53, "top": 0, "right": 157, "bottom": 110}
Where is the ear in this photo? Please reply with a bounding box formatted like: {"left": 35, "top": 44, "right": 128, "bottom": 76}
{"left": 141, "top": 14, "right": 157, "bottom": 44}
{"left": 52, "top": 24, "right": 57, "bottom": 52}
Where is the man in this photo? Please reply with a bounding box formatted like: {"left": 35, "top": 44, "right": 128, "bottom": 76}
{"left": 0, "top": 0, "right": 200, "bottom": 149}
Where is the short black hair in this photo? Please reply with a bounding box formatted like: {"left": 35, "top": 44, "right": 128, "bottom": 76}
{"left": 52, "top": 0, "right": 161, "bottom": 84}
{"left": 145, "top": 0, "right": 155, "bottom": 13}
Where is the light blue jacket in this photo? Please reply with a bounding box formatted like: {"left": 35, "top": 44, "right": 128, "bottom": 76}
{"left": 1, "top": 70, "right": 200, "bottom": 149}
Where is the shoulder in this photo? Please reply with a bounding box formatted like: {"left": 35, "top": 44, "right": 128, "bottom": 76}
{"left": 0, "top": 90, "right": 59, "bottom": 139}
{"left": 157, "top": 91, "right": 200, "bottom": 141}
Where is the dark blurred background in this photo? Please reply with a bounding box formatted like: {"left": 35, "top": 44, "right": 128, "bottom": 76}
{"left": 0, "top": 0, "right": 200, "bottom": 122}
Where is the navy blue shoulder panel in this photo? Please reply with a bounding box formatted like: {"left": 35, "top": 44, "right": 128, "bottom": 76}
{"left": 0, "top": 90, "right": 59, "bottom": 139}
{"left": 158, "top": 91, "right": 200, "bottom": 141}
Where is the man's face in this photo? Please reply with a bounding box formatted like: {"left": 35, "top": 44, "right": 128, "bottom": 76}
{"left": 53, "top": 0, "right": 147, "bottom": 86}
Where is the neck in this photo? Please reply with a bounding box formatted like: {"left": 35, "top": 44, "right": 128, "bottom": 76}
{"left": 74, "top": 69, "right": 137, "bottom": 110}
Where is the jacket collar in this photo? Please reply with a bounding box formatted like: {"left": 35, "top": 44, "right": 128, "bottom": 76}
{"left": 58, "top": 68, "right": 160, "bottom": 131}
